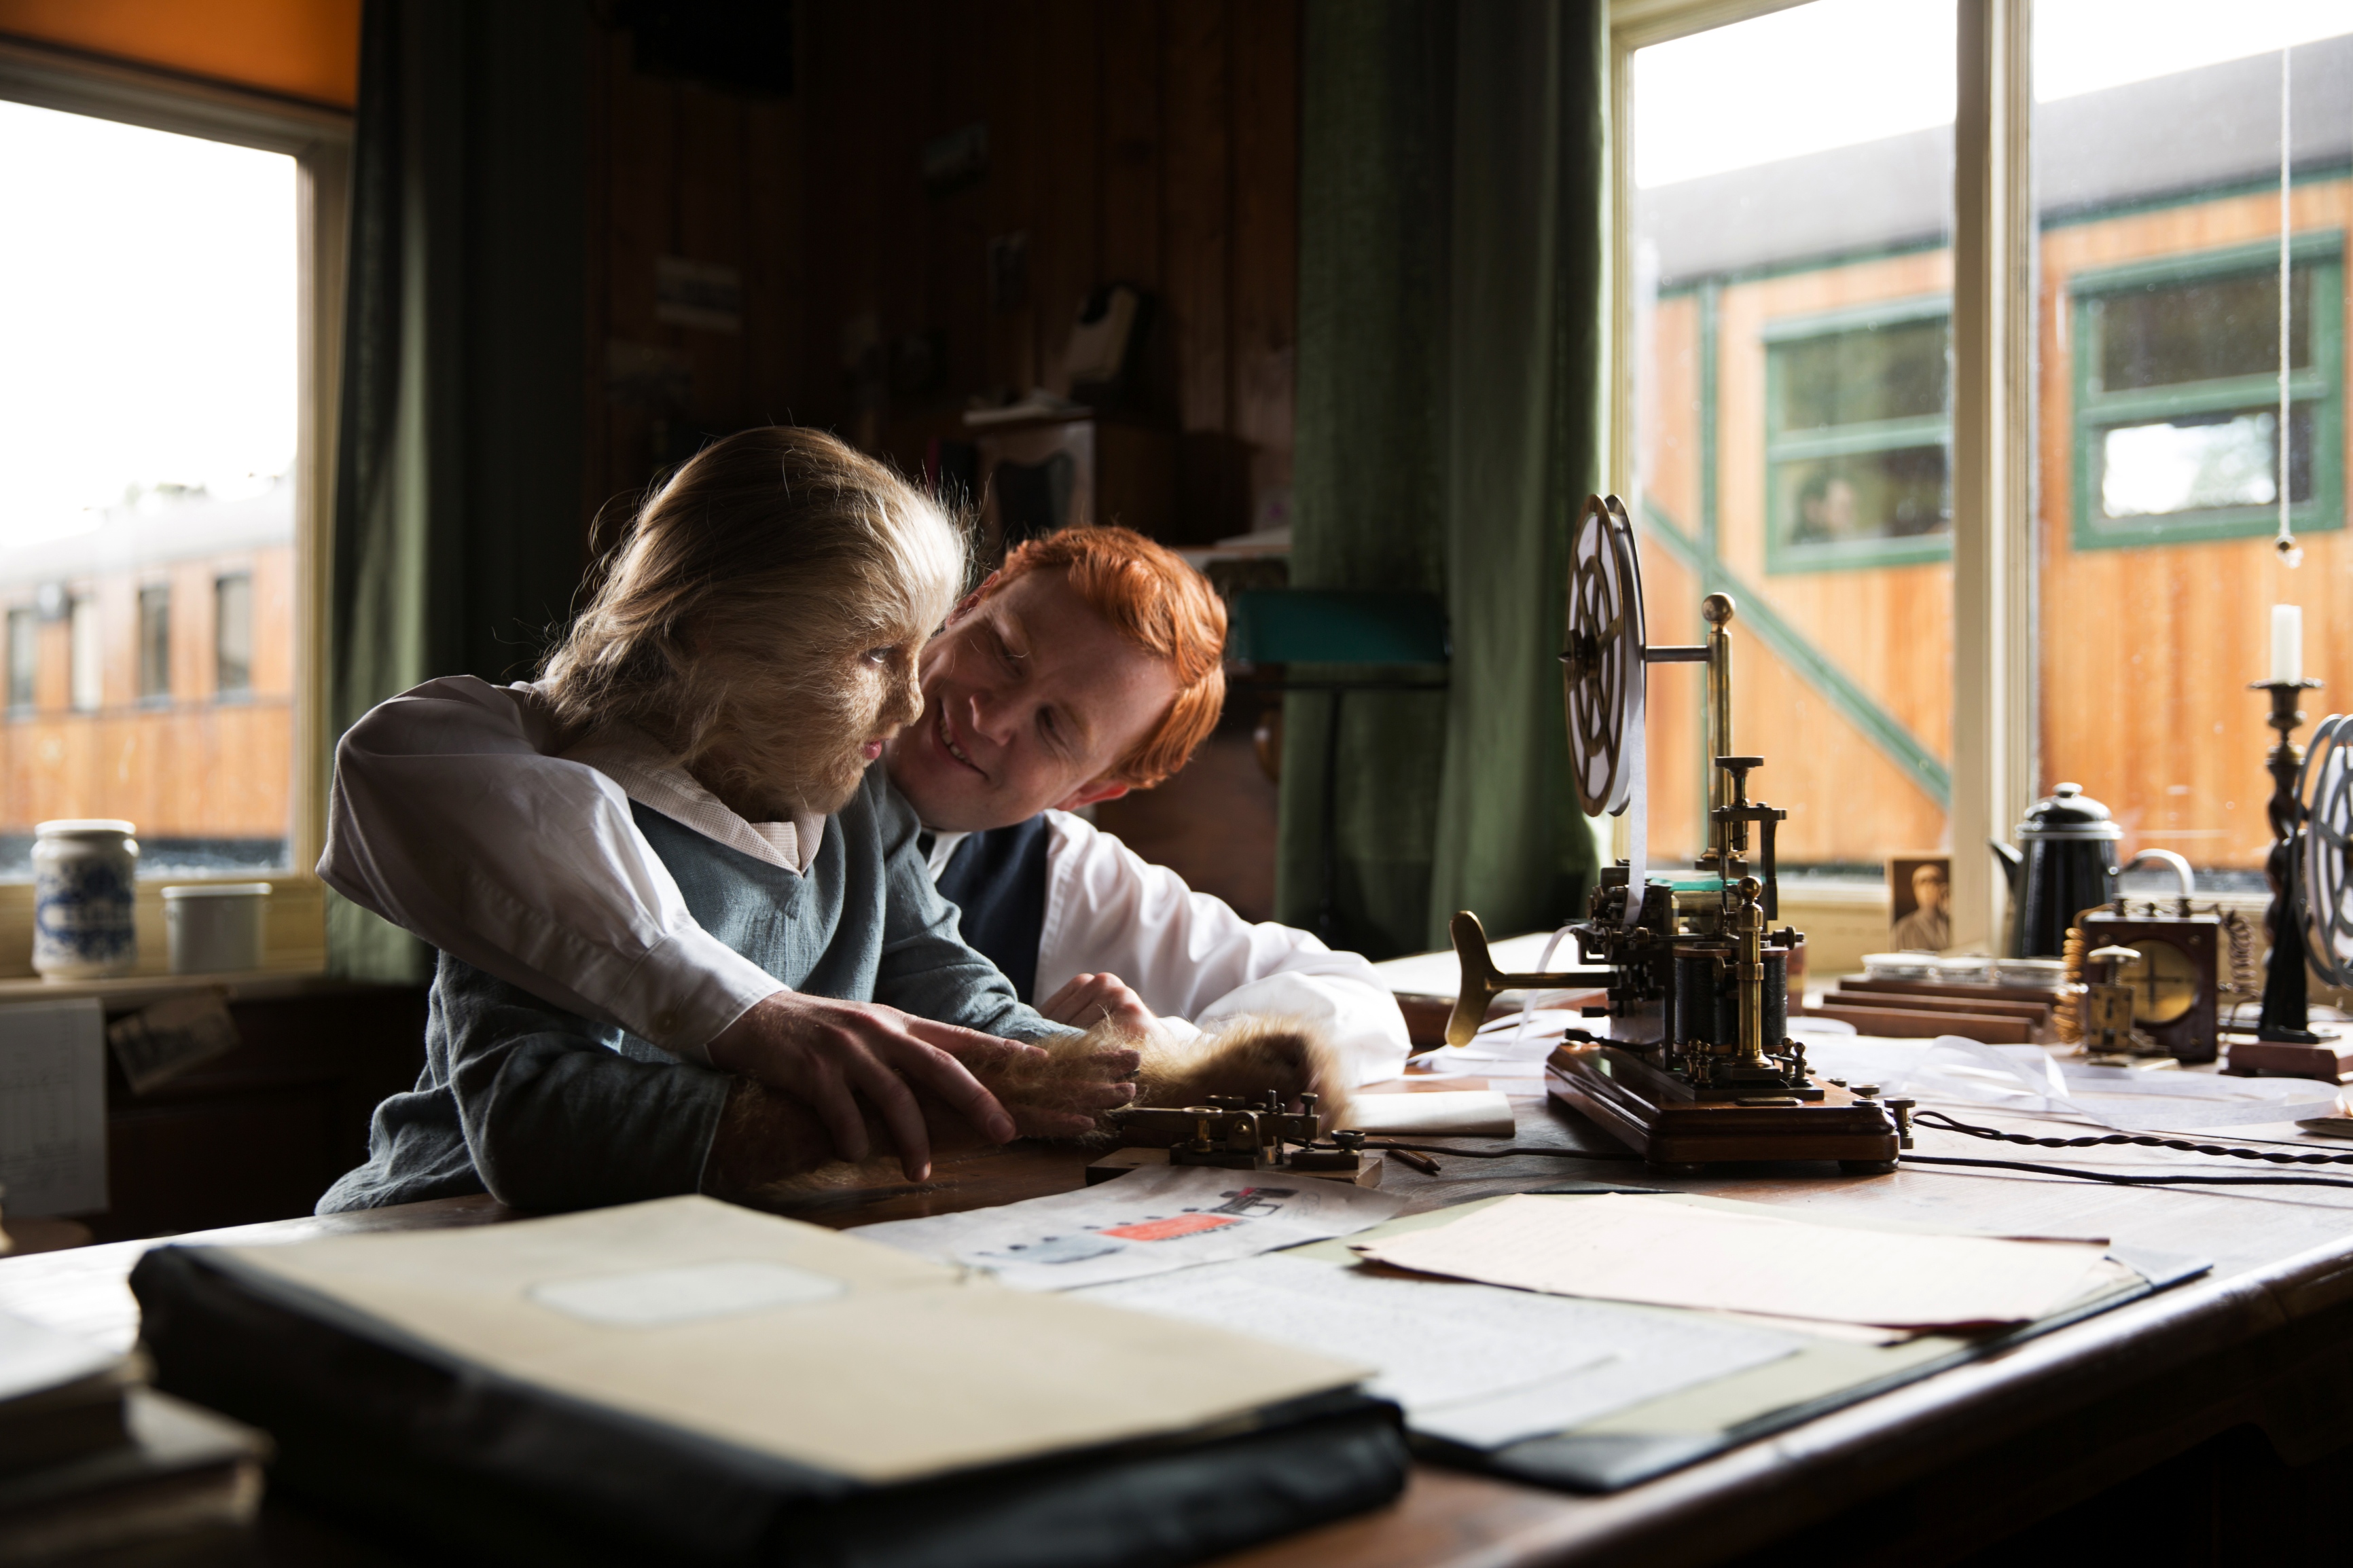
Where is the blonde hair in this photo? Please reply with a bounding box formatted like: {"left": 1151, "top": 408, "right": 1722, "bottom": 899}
{"left": 542, "top": 428, "right": 965, "bottom": 809}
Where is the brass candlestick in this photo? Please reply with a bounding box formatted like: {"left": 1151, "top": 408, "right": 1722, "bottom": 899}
{"left": 2253, "top": 677, "right": 2324, "bottom": 1043}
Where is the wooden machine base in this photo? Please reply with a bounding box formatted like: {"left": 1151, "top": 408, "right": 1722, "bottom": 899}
{"left": 1083, "top": 1147, "right": 1386, "bottom": 1187}
{"left": 1546, "top": 1043, "right": 1900, "bottom": 1173}
{"left": 2221, "top": 1028, "right": 2353, "bottom": 1084}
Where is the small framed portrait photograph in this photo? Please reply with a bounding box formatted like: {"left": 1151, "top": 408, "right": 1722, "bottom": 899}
{"left": 1886, "top": 854, "right": 1953, "bottom": 953}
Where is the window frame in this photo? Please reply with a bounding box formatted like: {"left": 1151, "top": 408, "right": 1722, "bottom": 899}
{"left": 0, "top": 39, "right": 347, "bottom": 980}
{"left": 2068, "top": 232, "right": 2345, "bottom": 550}
{"left": 1612, "top": 0, "right": 2032, "bottom": 951}
{"left": 1761, "top": 293, "right": 1956, "bottom": 574}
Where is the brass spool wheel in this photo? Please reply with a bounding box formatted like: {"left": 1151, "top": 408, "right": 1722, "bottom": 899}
{"left": 2301, "top": 714, "right": 2353, "bottom": 988}
{"left": 1562, "top": 494, "right": 1645, "bottom": 818}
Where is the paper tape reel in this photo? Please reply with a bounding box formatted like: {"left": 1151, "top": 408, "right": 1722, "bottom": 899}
{"left": 2301, "top": 713, "right": 2353, "bottom": 989}
{"left": 1562, "top": 494, "right": 1645, "bottom": 818}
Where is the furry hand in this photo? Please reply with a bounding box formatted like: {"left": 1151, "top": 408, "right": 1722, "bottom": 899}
{"left": 973, "top": 1025, "right": 1143, "bottom": 1138}
{"left": 708, "top": 991, "right": 1039, "bottom": 1181}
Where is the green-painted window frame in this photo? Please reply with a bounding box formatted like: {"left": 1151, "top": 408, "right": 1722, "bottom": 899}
{"left": 2070, "top": 232, "right": 2344, "bottom": 551}
{"left": 1762, "top": 293, "right": 1953, "bottom": 575}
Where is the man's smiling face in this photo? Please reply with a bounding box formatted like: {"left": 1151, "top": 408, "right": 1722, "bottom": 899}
{"left": 885, "top": 566, "right": 1182, "bottom": 833}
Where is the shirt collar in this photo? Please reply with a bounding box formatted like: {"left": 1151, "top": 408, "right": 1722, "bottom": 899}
{"left": 562, "top": 723, "right": 825, "bottom": 875}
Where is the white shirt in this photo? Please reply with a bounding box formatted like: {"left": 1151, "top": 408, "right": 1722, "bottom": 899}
{"left": 319, "top": 676, "right": 1412, "bottom": 1083}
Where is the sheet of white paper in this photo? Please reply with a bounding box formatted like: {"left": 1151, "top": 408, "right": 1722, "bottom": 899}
{"left": 1806, "top": 1036, "right": 2345, "bottom": 1131}
{"left": 1356, "top": 1194, "right": 2110, "bottom": 1328}
{"left": 1344, "top": 1091, "right": 1515, "bottom": 1137}
{"left": 1077, "top": 1253, "right": 1800, "bottom": 1449}
{"left": 0, "top": 999, "right": 108, "bottom": 1217}
{"left": 1413, "top": 1011, "right": 1582, "bottom": 1079}
{"left": 848, "top": 1165, "right": 1403, "bottom": 1291}
{"left": 0, "top": 1308, "right": 123, "bottom": 1402}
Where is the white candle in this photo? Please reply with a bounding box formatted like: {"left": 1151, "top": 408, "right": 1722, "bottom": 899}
{"left": 2271, "top": 604, "right": 2303, "bottom": 685}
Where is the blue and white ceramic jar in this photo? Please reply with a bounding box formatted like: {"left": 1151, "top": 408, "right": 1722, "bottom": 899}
{"left": 33, "top": 820, "right": 139, "bottom": 979}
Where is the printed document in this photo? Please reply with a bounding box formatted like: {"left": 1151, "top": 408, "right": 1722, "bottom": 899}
{"left": 850, "top": 1164, "right": 1403, "bottom": 1290}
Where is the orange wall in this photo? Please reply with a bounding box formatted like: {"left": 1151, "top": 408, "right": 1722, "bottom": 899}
{"left": 0, "top": 0, "right": 358, "bottom": 107}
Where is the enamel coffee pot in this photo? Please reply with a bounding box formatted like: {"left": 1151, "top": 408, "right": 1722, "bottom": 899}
{"left": 1990, "top": 783, "right": 2123, "bottom": 958}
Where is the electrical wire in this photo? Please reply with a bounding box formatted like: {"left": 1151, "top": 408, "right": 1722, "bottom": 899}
{"left": 1910, "top": 1109, "right": 2353, "bottom": 1167}
{"left": 1337, "top": 1114, "right": 2353, "bottom": 1195}
{"left": 1899, "top": 1154, "right": 2353, "bottom": 1191}
{"left": 1357, "top": 1140, "right": 1641, "bottom": 1163}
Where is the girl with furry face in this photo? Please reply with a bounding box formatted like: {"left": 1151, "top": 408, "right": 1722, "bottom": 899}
{"left": 539, "top": 429, "right": 965, "bottom": 825}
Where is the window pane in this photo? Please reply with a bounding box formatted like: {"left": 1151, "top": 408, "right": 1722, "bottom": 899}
{"left": 0, "top": 102, "right": 295, "bottom": 877}
{"left": 1776, "top": 316, "right": 1950, "bottom": 428}
{"left": 215, "top": 574, "right": 253, "bottom": 696}
{"left": 2098, "top": 268, "right": 2313, "bottom": 390}
{"left": 2097, "top": 406, "right": 2314, "bottom": 519}
{"left": 68, "top": 598, "right": 100, "bottom": 714}
{"left": 2035, "top": 6, "right": 2352, "bottom": 891}
{"left": 137, "top": 586, "right": 170, "bottom": 699}
{"left": 1776, "top": 448, "right": 1951, "bottom": 543}
{"left": 1634, "top": 0, "right": 1956, "bottom": 882}
{"left": 5, "top": 610, "right": 33, "bottom": 711}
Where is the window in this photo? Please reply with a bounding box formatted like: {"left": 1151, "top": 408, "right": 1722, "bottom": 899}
{"left": 2070, "top": 242, "right": 2342, "bottom": 548}
{"left": 1765, "top": 299, "right": 1953, "bottom": 570}
{"left": 1629, "top": 0, "right": 1957, "bottom": 877}
{"left": 0, "top": 69, "right": 339, "bottom": 886}
{"left": 215, "top": 574, "right": 253, "bottom": 697}
{"left": 5, "top": 610, "right": 33, "bottom": 711}
{"left": 67, "top": 596, "right": 100, "bottom": 714}
{"left": 137, "top": 586, "right": 171, "bottom": 701}
{"left": 1623, "top": 0, "right": 2353, "bottom": 944}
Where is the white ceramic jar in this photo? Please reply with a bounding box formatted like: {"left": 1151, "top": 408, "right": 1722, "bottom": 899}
{"left": 32, "top": 819, "right": 139, "bottom": 979}
{"left": 162, "top": 883, "right": 272, "bottom": 974}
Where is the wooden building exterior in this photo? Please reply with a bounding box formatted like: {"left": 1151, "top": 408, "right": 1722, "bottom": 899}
{"left": 1636, "top": 39, "right": 2352, "bottom": 877}
{"left": 0, "top": 488, "right": 296, "bottom": 867}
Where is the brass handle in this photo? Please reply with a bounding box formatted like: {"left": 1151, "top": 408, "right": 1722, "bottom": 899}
{"left": 1444, "top": 911, "right": 1615, "bottom": 1046}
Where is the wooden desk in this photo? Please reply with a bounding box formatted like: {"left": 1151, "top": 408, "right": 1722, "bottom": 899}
{"left": 3, "top": 1086, "right": 2350, "bottom": 1567}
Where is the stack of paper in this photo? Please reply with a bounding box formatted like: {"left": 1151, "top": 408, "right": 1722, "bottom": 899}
{"left": 1077, "top": 1253, "right": 1799, "bottom": 1450}
{"left": 0, "top": 1311, "right": 264, "bottom": 1561}
{"left": 1354, "top": 1194, "right": 2113, "bottom": 1330}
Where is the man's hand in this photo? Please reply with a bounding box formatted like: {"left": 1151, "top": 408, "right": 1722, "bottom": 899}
{"left": 1035, "top": 971, "right": 1157, "bottom": 1036}
{"left": 707, "top": 992, "right": 1039, "bottom": 1181}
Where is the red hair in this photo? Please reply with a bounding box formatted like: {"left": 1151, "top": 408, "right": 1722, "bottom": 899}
{"left": 980, "top": 528, "right": 1226, "bottom": 788}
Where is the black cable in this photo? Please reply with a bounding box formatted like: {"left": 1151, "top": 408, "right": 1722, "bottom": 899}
{"left": 1911, "top": 1109, "right": 2353, "bottom": 1167}
{"left": 1358, "top": 1141, "right": 1642, "bottom": 1163}
{"left": 1899, "top": 1154, "right": 2353, "bottom": 1190}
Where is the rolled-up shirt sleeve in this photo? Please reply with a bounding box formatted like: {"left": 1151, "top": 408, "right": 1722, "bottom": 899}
{"left": 1032, "top": 811, "right": 1412, "bottom": 1084}
{"left": 317, "top": 676, "right": 780, "bottom": 1059}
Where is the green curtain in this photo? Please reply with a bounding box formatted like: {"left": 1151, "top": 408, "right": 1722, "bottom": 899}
{"left": 1279, "top": 0, "right": 1606, "bottom": 960}
{"left": 326, "top": 0, "right": 589, "bottom": 981}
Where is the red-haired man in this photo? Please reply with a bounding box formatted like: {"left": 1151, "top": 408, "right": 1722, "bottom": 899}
{"left": 323, "top": 526, "right": 1410, "bottom": 1148}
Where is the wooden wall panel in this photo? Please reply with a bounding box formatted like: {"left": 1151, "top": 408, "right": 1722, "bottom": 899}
{"left": 580, "top": 1, "right": 1299, "bottom": 544}
{"left": 1230, "top": 0, "right": 1300, "bottom": 511}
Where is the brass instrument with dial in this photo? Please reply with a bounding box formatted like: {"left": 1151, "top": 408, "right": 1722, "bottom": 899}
{"left": 2075, "top": 909, "right": 2221, "bottom": 1064}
